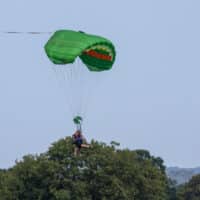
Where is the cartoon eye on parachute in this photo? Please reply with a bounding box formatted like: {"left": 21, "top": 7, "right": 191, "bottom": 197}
{"left": 44, "top": 30, "right": 116, "bottom": 130}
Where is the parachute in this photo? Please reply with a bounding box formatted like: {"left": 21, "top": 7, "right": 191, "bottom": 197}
{"left": 44, "top": 30, "right": 116, "bottom": 129}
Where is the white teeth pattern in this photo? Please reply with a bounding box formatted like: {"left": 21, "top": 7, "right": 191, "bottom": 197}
{"left": 85, "top": 44, "right": 113, "bottom": 59}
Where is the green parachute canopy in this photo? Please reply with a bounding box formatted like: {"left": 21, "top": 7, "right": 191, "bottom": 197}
{"left": 44, "top": 30, "right": 116, "bottom": 71}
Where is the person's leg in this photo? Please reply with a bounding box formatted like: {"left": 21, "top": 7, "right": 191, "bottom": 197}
{"left": 77, "top": 147, "right": 81, "bottom": 155}
{"left": 74, "top": 146, "right": 80, "bottom": 156}
{"left": 81, "top": 144, "right": 90, "bottom": 148}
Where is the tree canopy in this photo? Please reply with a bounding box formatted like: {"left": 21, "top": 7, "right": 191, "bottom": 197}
{"left": 0, "top": 137, "right": 171, "bottom": 200}
{"left": 176, "top": 174, "right": 200, "bottom": 200}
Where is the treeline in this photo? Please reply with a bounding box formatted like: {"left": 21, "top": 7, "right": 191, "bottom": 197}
{"left": 0, "top": 137, "right": 199, "bottom": 200}
{"left": 175, "top": 174, "right": 200, "bottom": 199}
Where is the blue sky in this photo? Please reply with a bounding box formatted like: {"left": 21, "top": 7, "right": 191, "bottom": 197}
{"left": 0, "top": 0, "right": 200, "bottom": 168}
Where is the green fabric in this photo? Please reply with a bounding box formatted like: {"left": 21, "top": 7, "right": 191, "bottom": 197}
{"left": 44, "top": 30, "right": 116, "bottom": 71}
{"left": 73, "top": 116, "right": 82, "bottom": 125}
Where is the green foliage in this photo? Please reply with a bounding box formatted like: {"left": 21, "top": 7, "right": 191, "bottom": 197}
{"left": 176, "top": 174, "right": 200, "bottom": 200}
{"left": 0, "top": 137, "right": 170, "bottom": 200}
{"left": 167, "top": 178, "right": 178, "bottom": 200}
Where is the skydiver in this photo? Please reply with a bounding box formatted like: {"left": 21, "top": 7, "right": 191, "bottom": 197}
{"left": 72, "top": 130, "right": 90, "bottom": 156}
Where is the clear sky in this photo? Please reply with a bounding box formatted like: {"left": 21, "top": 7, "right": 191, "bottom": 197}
{"left": 0, "top": 0, "right": 200, "bottom": 168}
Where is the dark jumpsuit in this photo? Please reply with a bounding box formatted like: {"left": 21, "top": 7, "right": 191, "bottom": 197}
{"left": 73, "top": 135, "right": 83, "bottom": 148}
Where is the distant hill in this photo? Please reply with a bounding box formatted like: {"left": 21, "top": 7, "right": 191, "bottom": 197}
{"left": 166, "top": 167, "right": 200, "bottom": 185}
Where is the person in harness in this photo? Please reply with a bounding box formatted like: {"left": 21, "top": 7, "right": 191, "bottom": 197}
{"left": 72, "top": 116, "right": 90, "bottom": 156}
{"left": 72, "top": 130, "right": 90, "bottom": 156}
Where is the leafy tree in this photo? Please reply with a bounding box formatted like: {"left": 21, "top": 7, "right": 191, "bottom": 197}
{"left": 177, "top": 174, "right": 200, "bottom": 200}
{"left": 0, "top": 137, "right": 170, "bottom": 200}
{"left": 167, "top": 178, "right": 178, "bottom": 200}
